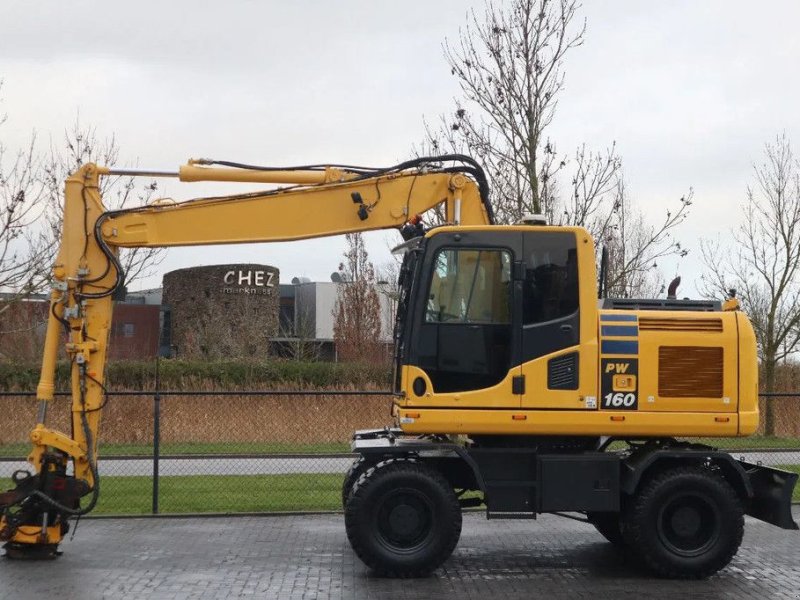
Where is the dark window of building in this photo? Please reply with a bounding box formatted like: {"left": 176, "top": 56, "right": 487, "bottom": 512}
{"left": 279, "top": 303, "right": 295, "bottom": 335}
{"left": 123, "top": 323, "right": 135, "bottom": 338}
{"left": 522, "top": 232, "right": 579, "bottom": 324}
{"left": 159, "top": 307, "right": 172, "bottom": 357}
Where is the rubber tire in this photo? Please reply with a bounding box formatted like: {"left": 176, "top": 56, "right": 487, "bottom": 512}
{"left": 342, "top": 458, "right": 368, "bottom": 509}
{"left": 621, "top": 466, "right": 744, "bottom": 579}
{"left": 587, "top": 512, "right": 625, "bottom": 546}
{"left": 345, "top": 460, "right": 462, "bottom": 577}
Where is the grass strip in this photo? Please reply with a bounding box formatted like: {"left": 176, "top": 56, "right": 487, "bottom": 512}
{"left": 93, "top": 473, "right": 344, "bottom": 514}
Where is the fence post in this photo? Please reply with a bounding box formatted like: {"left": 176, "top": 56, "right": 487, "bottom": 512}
{"left": 152, "top": 356, "right": 161, "bottom": 515}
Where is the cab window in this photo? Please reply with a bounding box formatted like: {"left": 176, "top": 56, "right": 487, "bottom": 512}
{"left": 523, "top": 233, "right": 579, "bottom": 324}
{"left": 426, "top": 249, "right": 511, "bottom": 324}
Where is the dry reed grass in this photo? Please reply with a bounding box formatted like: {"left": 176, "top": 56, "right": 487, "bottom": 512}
{"left": 3, "top": 375, "right": 800, "bottom": 445}
{"left": 1, "top": 382, "right": 392, "bottom": 445}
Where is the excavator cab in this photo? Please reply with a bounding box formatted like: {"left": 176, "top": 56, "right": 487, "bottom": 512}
{"left": 393, "top": 226, "right": 594, "bottom": 414}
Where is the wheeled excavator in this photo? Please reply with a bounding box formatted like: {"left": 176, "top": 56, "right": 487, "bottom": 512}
{"left": 0, "top": 155, "right": 796, "bottom": 579}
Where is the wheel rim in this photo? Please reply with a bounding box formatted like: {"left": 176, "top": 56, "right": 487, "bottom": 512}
{"left": 656, "top": 492, "right": 721, "bottom": 557}
{"left": 373, "top": 487, "right": 435, "bottom": 554}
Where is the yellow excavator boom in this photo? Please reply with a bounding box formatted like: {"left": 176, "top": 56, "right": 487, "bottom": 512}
{"left": 0, "top": 155, "right": 492, "bottom": 554}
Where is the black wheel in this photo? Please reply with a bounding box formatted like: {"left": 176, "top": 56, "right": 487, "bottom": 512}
{"left": 342, "top": 458, "right": 368, "bottom": 509}
{"left": 621, "top": 466, "right": 743, "bottom": 579}
{"left": 587, "top": 511, "right": 624, "bottom": 546}
{"left": 345, "top": 460, "right": 462, "bottom": 577}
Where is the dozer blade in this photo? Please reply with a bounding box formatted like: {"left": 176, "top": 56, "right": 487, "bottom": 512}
{"left": 3, "top": 542, "right": 60, "bottom": 560}
{"left": 741, "top": 461, "right": 799, "bottom": 530}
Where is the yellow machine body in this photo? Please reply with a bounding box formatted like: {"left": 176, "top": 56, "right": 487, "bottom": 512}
{"left": 395, "top": 225, "right": 758, "bottom": 438}
{"left": 396, "top": 309, "right": 758, "bottom": 437}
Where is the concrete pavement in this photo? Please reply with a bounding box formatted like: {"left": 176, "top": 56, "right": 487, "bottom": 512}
{"left": 1, "top": 509, "right": 798, "bottom": 599}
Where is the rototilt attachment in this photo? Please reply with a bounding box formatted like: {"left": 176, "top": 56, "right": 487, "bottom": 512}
{"left": 0, "top": 452, "right": 89, "bottom": 559}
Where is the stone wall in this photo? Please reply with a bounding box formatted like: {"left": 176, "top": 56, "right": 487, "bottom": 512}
{"left": 163, "top": 264, "right": 280, "bottom": 358}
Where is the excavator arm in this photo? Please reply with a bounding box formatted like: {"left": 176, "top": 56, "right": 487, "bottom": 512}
{"left": 0, "top": 155, "right": 492, "bottom": 557}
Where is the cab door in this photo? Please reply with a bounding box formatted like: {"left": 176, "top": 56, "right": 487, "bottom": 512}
{"left": 518, "top": 230, "right": 588, "bottom": 409}
{"left": 405, "top": 230, "right": 523, "bottom": 408}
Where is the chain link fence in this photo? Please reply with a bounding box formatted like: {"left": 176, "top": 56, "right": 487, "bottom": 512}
{"left": 1, "top": 389, "right": 798, "bottom": 515}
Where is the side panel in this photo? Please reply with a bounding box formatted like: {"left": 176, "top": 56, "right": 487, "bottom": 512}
{"left": 469, "top": 448, "right": 538, "bottom": 516}
{"left": 631, "top": 310, "right": 739, "bottom": 413}
{"left": 519, "top": 229, "right": 599, "bottom": 409}
{"left": 468, "top": 450, "right": 619, "bottom": 515}
{"left": 538, "top": 454, "right": 619, "bottom": 512}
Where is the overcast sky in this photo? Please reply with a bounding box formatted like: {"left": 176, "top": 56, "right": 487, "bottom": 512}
{"left": 2, "top": 1, "right": 799, "bottom": 295}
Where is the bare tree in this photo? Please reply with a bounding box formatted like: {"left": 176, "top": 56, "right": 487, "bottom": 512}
{"left": 602, "top": 179, "right": 691, "bottom": 298}
{"left": 0, "top": 83, "right": 49, "bottom": 314}
{"left": 0, "top": 301, "right": 48, "bottom": 362}
{"left": 40, "top": 118, "right": 164, "bottom": 289}
{"left": 423, "top": 0, "right": 690, "bottom": 297}
{"left": 436, "top": 0, "right": 586, "bottom": 218}
{"left": 377, "top": 260, "right": 401, "bottom": 333}
{"left": 1, "top": 87, "right": 164, "bottom": 361}
{"left": 561, "top": 144, "right": 620, "bottom": 235}
{"left": 333, "top": 233, "right": 383, "bottom": 363}
{"left": 179, "top": 294, "right": 275, "bottom": 360}
{"left": 700, "top": 134, "right": 800, "bottom": 435}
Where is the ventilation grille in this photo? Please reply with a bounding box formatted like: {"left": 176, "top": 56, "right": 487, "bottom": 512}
{"left": 602, "top": 298, "right": 721, "bottom": 312}
{"left": 658, "top": 346, "right": 723, "bottom": 398}
{"left": 548, "top": 352, "right": 579, "bottom": 390}
{"left": 640, "top": 318, "right": 723, "bottom": 332}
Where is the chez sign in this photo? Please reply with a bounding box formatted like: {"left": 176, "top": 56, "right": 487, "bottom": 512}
{"left": 222, "top": 269, "right": 276, "bottom": 295}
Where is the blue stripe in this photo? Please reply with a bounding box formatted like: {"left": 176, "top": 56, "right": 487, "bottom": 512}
{"left": 601, "top": 325, "right": 639, "bottom": 337}
{"left": 600, "top": 313, "right": 638, "bottom": 322}
{"left": 601, "top": 340, "right": 639, "bottom": 355}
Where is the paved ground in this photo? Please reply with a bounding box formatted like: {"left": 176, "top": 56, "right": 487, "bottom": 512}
{"left": 1, "top": 509, "right": 798, "bottom": 600}
{"left": 1, "top": 450, "right": 797, "bottom": 478}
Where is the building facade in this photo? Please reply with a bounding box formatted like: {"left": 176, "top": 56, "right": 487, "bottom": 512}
{"left": 128, "top": 267, "right": 395, "bottom": 360}
{"left": 161, "top": 264, "right": 280, "bottom": 359}
{"left": 0, "top": 266, "right": 397, "bottom": 362}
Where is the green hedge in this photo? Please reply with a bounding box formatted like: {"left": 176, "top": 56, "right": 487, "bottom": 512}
{"left": 0, "top": 359, "right": 391, "bottom": 391}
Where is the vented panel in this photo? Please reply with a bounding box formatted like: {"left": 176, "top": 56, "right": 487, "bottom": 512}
{"left": 658, "top": 346, "right": 723, "bottom": 398}
{"left": 548, "top": 352, "right": 579, "bottom": 390}
{"left": 640, "top": 318, "right": 723, "bottom": 332}
{"left": 602, "top": 298, "right": 721, "bottom": 312}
